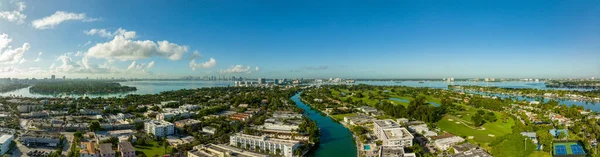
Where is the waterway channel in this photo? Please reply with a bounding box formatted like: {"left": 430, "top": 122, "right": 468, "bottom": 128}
{"left": 291, "top": 92, "right": 357, "bottom": 157}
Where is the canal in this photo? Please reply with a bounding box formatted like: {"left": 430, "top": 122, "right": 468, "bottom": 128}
{"left": 291, "top": 92, "right": 358, "bottom": 157}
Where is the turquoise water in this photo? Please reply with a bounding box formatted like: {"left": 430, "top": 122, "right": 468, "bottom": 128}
{"left": 364, "top": 145, "right": 371, "bottom": 150}
{"left": 291, "top": 93, "right": 357, "bottom": 157}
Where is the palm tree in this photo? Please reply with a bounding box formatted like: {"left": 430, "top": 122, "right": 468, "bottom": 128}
{"left": 276, "top": 148, "right": 281, "bottom": 155}
{"left": 294, "top": 148, "right": 302, "bottom": 157}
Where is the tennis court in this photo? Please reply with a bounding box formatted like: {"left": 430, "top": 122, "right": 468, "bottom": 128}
{"left": 571, "top": 144, "right": 585, "bottom": 155}
{"left": 554, "top": 145, "right": 567, "bottom": 155}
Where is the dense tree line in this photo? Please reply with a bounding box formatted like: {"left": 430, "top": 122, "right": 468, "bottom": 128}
{"left": 468, "top": 97, "right": 505, "bottom": 111}
{"left": 0, "top": 83, "right": 29, "bottom": 92}
{"left": 30, "top": 81, "right": 136, "bottom": 94}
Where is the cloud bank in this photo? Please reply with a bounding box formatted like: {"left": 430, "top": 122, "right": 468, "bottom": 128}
{"left": 32, "top": 11, "right": 99, "bottom": 29}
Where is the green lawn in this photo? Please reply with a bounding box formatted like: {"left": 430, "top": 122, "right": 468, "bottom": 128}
{"left": 529, "top": 151, "right": 552, "bottom": 157}
{"left": 134, "top": 140, "right": 173, "bottom": 157}
{"left": 330, "top": 113, "right": 357, "bottom": 121}
{"left": 437, "top": 107, "right": 514, "bottom": 147}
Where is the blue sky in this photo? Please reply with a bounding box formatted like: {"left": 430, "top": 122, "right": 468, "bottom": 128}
{"left": 0, "top": 0, "right": 598, "bottom": 79}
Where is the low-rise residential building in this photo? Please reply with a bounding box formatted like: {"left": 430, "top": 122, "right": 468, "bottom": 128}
{"left": 99, "top": 143, "right": 115, "bottom": 157}
{"left": 432, "top": 134, "right": 465, "bottom": 151}
{"left": 20, "top": 131, "right": 61, "bottom": 147}
{"left": 344, "top": 115, "right": 374, "bottom": 126}
{"left": 202, "top": 126, "right": 217, "bottom": 135}
{"left": 80, "top": 142, "right": 98, "bottom": 157}
{"left": 357, "top": 106, "right": 378, "bottom": 115}
{"left": 229, "top": 113, "right": 253, "bottom": 121}
{"left": 118, "top": 142, "right": 136, "bottom": 157}
{"left": 272, "top": 112, "right": 302, "bottom": 119}
{"left": 187, "top": 149, "right": 218, "bottom": 157}
{"left": 378, "top": 145, "right": 416, "bottom": 157}
{"left": 452, "top": 143, "right": 476, "bottom": 154}
{"left": 408, "top": 124, "right": 438, "bottom": 137}
{"left": 167, "top": 136, "right": 195, "bottom": 148}
{"left": 450, "top": 149, "right": 492, "bottom": 157}
{"left": 229, "top": 133, "right": 300, "bottom": 157}
{"left": 520, "top": 132, "right": 538, "bottom": 144}
{"left": 145, "top": 120, "right": 174, "bottom": 137}
{"left": 194, "top": 144, "right": 267, "bottom": 157}
{"left": 174, "top": 119, "right": 202, "bottom": 129}
{"left": 396, "top": 118, "right": 409, "bottom": 125}
{"left": 0, "top": 134, "right": 14, "bottom": 155}
{"left": 108, "top": 129, "right": 135, "bottom": 137}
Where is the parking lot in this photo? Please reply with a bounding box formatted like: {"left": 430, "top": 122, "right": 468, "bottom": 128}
{"left": 9, "top": 134, "right": 72, "bottom": 157}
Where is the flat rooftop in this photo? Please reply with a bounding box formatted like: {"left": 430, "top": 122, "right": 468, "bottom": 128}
{"left": 374, "top": 120, "right": 401, "bottom": 129}
{"left": 233, "top": 133, "right": 300, "bottom": 146}
{"left": 0, "top": 134, "right": 13, "bottom": 143}
{"left": 383, "top": 128, "right": 413, "bottom": 140}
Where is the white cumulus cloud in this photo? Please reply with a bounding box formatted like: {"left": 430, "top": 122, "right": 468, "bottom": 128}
{"left": 219, "top": 65, "right": 259, "bottom": 74}
{"left": 31, "top": 11, "right": 99, "bottom": 29}
{"left": 85, "top": 28, "right": 136, "bottom": 39}
{"left": 0, "top": 33, "right": 30, "bottom": 65}
{"left": 189, "top": 58, "right": 216, "bottom": 70}
{"left": 0, "top": 0, "right": 27, "bottom": 24}
{"left": 127, "top": 60, "right": 155, "bottom": 73}
{"left": 86, "top": 28, "right": 188, "bottom": 61}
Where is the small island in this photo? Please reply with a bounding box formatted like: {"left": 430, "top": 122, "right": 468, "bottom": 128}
{"left": 29, "top": 81, "right": 137, "bottom": 94}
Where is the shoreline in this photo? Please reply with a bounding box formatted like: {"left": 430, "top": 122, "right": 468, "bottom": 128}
{"left": 298, "top": 96, "right": 361, "bottom": 157}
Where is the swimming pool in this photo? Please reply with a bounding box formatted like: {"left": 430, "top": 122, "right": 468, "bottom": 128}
{"left": 364, "top": 145, "right": 371, "bottom": 150}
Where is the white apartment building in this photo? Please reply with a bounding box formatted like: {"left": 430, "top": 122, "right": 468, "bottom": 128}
{"left": 374, "top": 120, "right": 413, "bottom": 147}
{"left": 0, "top": 134, "right": 13, "bottom": 155}
{"left": 145, "top": 120, "right": 174, "bottom": 137}
{"left": 229, "top": 133, "right": 300, "bottom": 157}
{"left": 433, "top": 136, "right": 465, "bottom": 150}
{"left": 263, "top": 123, "right": 299, "bottom": 132}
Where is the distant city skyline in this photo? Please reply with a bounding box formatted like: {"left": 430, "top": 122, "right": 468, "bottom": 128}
{"left": 1, "top": 0, "right": 599, "bottom": 79}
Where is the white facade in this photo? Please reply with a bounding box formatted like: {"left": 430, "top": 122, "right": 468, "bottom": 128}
{"left": 263, "top": 123, "right": 299, "bottom": 132}
{"left": 0, "top": 134, "right": 13, "bottom": 155}
{"left": 433, "top": 136, "right": 465, "bottom": 150}
{"left": 374, "top": 120, "right": 413, "bottom": 147}
{"left": 145, "top": 120, "right": 174, "bottom": 137}
{"left": 229, "top": 133, "right": 300, "bottom": 157}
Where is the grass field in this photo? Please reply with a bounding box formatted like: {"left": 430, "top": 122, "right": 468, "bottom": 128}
{"left": 330, "top": 113, "right": 357, "bottom": 121}
{"left": 436, "top": 106, "right": 514, "bottom": 146}
{"left": 529, "top": 151, "right": 552, "bottom": 157}
{"left": 135, "top": 140, "right": 173, "bottom": 157}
